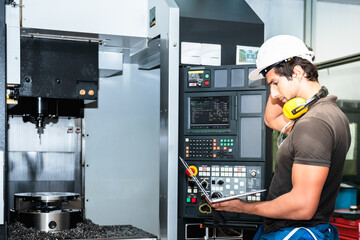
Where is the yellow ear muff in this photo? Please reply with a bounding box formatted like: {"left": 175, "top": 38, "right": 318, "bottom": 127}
{"left": 283, "top": 97, "right": 308, "bottom": 120}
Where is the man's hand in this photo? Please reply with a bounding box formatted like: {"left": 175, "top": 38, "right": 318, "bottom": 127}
{"left": 264, "top": 95, "right": 292, "bottom": 133}
{"left": 206, "top": 197, "right": 247, "bottom": 213}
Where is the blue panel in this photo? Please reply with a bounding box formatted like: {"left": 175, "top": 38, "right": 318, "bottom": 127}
{"left": 240, "top": 117, "right": 262, "bottom": 158}
{"left": 231, "top": 68, "right": 245, "bottom": 87}
{"left": 214, "top": 69, "right": 227, "bottom": 88}
{"left": 241, "top": 95, "right": 262, "bottom": 113}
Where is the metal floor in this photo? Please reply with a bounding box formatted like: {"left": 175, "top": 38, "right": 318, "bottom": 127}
{"left": 7, "top": 219, "right": 157, "bottom": 240}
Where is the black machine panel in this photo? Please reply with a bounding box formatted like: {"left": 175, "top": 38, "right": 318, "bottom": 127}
{"left": 179, "top": 65, "right": 272, "bottom": 239}
{"left": 20, "top": 37, "right": 98, "bottom": 100}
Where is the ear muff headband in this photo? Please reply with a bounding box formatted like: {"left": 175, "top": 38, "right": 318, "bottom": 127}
{"left": 283, "top": 86, "right": 329, "bottom": 120}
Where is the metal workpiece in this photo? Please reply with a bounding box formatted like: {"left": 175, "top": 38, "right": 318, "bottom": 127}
{"left": 13, "top": 192, "right": 83, "bottom": 232}
{"left": 17, "top": 209, "right": 82, "bottom": 232}
{"left": 15, "top": 192, "right": 80, "bottom": 202}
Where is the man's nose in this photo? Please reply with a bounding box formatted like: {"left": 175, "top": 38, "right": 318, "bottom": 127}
{"left": 270, "top": 86, "right": 279, "bottom": 98}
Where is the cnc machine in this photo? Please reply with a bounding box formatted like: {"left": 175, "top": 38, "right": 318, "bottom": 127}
{"left": 1, "top": 0, "right": 179, "bottom": 239}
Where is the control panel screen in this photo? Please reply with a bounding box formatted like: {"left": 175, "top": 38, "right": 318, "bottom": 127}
{"left": 190, "top": 96, "right": 229, "bottom": 129}
{"left": 188, "top": 71, "right": 204, "bottom": 82}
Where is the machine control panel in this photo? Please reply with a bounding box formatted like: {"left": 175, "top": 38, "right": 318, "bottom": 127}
{"left": 187, "top": 70, "right": 211, "bottom": 88}
{"left": 184, "top": 136, "right": 236, "bottom": 160}
{"left": 179, "top": 65, "right": 271, "bottom": 234}
{"left": 183, "top": 163, "right": 264, "bottom": 218}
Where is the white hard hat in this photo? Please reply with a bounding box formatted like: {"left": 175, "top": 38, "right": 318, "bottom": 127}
{"left": 248, "top": 35, "right": 314, "bottom": 80}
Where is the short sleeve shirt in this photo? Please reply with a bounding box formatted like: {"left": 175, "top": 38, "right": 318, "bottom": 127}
{"left": 263, "top": 96, "right": 351, "bottom": 233}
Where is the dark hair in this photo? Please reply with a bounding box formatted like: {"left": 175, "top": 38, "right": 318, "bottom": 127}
{"left": 274, "top": 57, "right": 318, "bottom": 82}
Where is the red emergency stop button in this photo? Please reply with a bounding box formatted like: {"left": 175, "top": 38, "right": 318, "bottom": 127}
{"left": 191, "top": 198, "right": 197, "bottom": 203}
{"left": 186, "top": 165, "right": 198, "bottom": 176}
{"left": 204, "top": 80, "right": 210, "bottom": 86}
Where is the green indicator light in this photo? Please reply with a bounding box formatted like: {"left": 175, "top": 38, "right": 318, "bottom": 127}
{"left": 221, "top": 139, "right": 224, "bottom": 142}
{"left": 187, "top": 198, "right": 191, "bottom": 203}
{"left": 231, "top": 143, "right": 234, "bottom": 146}
{"left": 230, "top": 139, "right": 234, "bottom": 142}
{"left": 205, "top": 74, "right": 209, "bottom": 78}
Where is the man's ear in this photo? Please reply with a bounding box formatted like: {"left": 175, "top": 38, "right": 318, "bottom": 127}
{"left": 293, "top": 65, "right": 305, "bottom": 79}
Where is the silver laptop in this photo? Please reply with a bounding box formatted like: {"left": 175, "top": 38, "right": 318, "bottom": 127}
{"left": 179, "top": 156, "right": 266, "bottom": 203}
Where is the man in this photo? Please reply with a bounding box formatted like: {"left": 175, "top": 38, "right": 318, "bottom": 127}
{"left": 208, "top": 35, "right": 351, "bottom": 239}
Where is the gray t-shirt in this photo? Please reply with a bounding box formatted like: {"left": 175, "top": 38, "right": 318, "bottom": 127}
{"left": 264, "top": 95, "right": 351, "bottom": 233}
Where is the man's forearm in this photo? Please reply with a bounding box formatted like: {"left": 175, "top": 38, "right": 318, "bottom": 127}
{"left": 242, "top": 194, "right": 313, "bottom": 220}
{"left": 212, "top": 190, "right": 317, "bottom": 221}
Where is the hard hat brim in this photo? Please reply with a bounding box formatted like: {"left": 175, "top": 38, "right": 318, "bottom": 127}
{"left": 248, "top": 67, "right": 266, "bottom": 81}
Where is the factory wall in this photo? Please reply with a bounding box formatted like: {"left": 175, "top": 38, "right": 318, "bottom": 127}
{"left": 246, "top": 0, "right": 304, "bottom": 40}
{"left": 316, "top": 1, "right": 360, "bottom": 101}
{"left": 246, "top": 0, "right": 360, "bottom": 101}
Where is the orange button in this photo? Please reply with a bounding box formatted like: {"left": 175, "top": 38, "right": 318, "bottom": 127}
{"left": 186, "top": 150, "right": 189, "bottom": 153}
{"left": 224, "top": 146, "right": 227, "bottom": 150}
{"left": 186, "top": 154, "right": 189, "bottom": 158}
{"left": 213, "top": 147, "right": 216, "bottom": 150}
{"left": 213, "top": 143, "right": 217, "bottom": 147}
{"left": 213, "top": 139, "right": 217, "bottom": 142}
{"left": 186, "top": 146, "right": 189, "bottom": 149}
{"left": 213, "top": 154, "right": 216, "bottom": 158}
{"left": 216, "top": 146, "right": 220, "bottom": 150}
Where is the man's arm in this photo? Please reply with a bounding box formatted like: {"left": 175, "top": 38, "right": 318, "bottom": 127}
{"left": 264, "top": 95, "right": 292, "bottom": 133}
{"left": 210, "top": 163, "right": 329, "bottom": 220}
